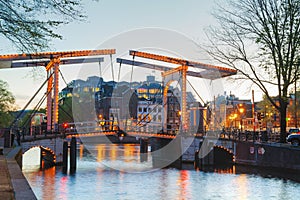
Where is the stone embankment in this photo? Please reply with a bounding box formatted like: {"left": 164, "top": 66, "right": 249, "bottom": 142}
{"left": 0, "top": 147, "right": 37, "bottom": 200}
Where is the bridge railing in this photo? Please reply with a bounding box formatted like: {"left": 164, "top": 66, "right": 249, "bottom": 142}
{"left": 20, "top": 119, "right": 282, "bottom": 143}
{"left": 216, "top": 129, "right": 281, "bottom": 143}
{"left": 65, "top": 121, "right": 120, "bottom": 134}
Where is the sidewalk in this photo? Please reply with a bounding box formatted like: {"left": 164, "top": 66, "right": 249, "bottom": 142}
{"left": 0, "top": 153, "right": 14, "bottom": 199}
{"left": 0, "top": 147, "right": 37, "bottom": 200}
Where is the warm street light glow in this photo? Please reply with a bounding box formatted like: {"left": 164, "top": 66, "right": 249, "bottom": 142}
{"left": 229, "top": 113, "right": 238, "bottom": 120}
{"left": 238, "top": 103, "right": 245, "bottom": 114}
{"left": 178, "top": 111, "right": 181, "bottom": 116}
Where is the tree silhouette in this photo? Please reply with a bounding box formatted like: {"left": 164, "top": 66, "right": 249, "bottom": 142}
{"left": 206, "top": 0, "right": 300, "bottom": 142}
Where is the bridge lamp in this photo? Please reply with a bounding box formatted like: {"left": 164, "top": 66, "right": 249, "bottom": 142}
{"left": 178, "top": 111, "right": 181, "bottom": 116}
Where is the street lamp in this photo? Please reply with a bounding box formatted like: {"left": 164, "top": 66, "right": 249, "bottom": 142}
{"left": 238, "top": 103, "right": 245, "bottom": 132}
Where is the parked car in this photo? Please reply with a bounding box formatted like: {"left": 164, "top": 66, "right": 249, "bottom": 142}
{"left": 287, "top": 133, "right": 300, "bottom": 146}
{"left": 288, "top": 128, "right": 300, "bottom": 135}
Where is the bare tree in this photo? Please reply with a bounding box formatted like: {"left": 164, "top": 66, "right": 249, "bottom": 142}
{"left": 0, "top": 80, "right": 15, "bottom": 128}
{"left": 0, "top": 0, "right": 88, "bottom": 52}
{"left": 206, "top": 0, "right": 300, "bottom": 142}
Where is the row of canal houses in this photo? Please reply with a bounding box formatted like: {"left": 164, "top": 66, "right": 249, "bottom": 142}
{"left": 59, "top": 75, "right": 207, "bottom": 134}
{"left": 59, "top": 75, "right": 299, "bottom": 134}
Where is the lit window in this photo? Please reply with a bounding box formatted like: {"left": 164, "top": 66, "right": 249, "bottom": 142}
{"left": 149, "top": 89, "right": 159, "bottom": 94}
{"left": 138, "top": 88, "right": 147, "bottom": 93}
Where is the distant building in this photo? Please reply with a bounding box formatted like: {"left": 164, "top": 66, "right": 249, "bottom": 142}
{"left": 189, "top": 102, "right": 206, "bottom": 134}
{"left": 213, "top": 93, "right": 254, "bottom": 131}
{"left": 59, "top": 75, "right": 208, "bottom": 133}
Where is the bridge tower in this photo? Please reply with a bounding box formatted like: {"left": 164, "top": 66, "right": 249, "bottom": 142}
{"left": 0, "top": 49, "right": 116, "bottom": 132}
{"left": 161, "top": 65, "right": 189, "bottom": 131}
{"left": 117, "top": 50, "right": 237, "bottom": 133}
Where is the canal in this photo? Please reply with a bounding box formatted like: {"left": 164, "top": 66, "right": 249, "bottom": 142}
{"left": 23, "top": 143, "right": 300, "bottom": 200}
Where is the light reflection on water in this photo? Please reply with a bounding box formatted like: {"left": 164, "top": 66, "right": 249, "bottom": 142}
{"left": 23, "top": 144, "right": 300, "bottom": 200}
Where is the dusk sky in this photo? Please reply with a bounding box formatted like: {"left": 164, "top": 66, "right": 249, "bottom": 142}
{"left": 0, "top": 0, "right": 271, "bottom": 109}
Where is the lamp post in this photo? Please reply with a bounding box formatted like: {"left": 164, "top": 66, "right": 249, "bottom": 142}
{"left": 233, "top": 113, "right": 238, "bottom": 129}
{"left": 238, "top": 103, "right": 245, "bottom": 132}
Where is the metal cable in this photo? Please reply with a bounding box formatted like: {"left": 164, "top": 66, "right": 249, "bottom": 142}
{"left": 10, "top": 71, "right": 54, "bottom": 128}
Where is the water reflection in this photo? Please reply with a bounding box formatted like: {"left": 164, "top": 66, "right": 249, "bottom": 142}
{"left": 23, "top": 144, "right": 300, "bottom": 200}
{"left": 177, "top": 170, "right": 191, "bottom": 200}
{"left": 196, "top": 164, "right": 300, "bottom": 184}
{"left": 83, "top": 143, "right": 153, "bottom": 172}
{"left": 234, "top": 174, "right": 249, "bottom": 200}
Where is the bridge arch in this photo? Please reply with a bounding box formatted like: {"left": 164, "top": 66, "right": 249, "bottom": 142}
{"left": 162, "top": 66, "right": 191, "bottom": 133}
{"left": 213, "top": 145, "right": 235, "bottom": 165}
{"left": 23, "top": 146, "right": 56, "bottom": 170}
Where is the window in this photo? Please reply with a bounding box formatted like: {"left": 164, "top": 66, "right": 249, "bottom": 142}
{"left": 143, "top": 107, "right": 147, "bottom": 113}
{"left": 83, "top": 87, "right": 89, "bottom": 92}
{"left": 138, "top": 107, "right": 142, "bottom": 112}
{"left": 147, "top": 115, "right": 152, "bottom": 122}
{"left": 158, "top": 115, "right": 162, "bottom": 122}
{"left": 153, "top": 115, "right": 157, "bottom": 121}
{"left": 149, "top": 89, "right": 159, "bottom": 94}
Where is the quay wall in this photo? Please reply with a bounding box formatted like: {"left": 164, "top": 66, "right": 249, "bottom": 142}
{"left": 5, "top": 147, "right": 37, "bottom": 200}
{"left": 150, "top": 136, "right": 300, "bottom": 171}
{"left": 235, "top": 141, "right": 300, "bottom": 171}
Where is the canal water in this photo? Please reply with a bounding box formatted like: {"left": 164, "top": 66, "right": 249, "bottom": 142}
{"left": 23, "top": 143, "right": 300, "bottom": 200}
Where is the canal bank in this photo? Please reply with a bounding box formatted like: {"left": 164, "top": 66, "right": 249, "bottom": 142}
{"left": 152, "top": 136, "right": 300, "bottom": 172}
{"left": 235, "top": 141, "right": 300, "bottom": 171}
{"left": 192, "top": 139, "right": 300, "bottom": 172}
{"left": 0, "top": 147, "right": 36, "bottom": 200}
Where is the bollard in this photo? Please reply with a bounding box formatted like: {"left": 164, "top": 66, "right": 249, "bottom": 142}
{"left": 62, "top": 141, "right": 68, "bottom": 174}
{"left": 194, "top": 150, "right": 199, "bottom": 169}
{"left": 70, "top": 137, "right": 77, "bottom": 174}
{"left": 140, "top": 139, "right": 148, "bottom": 162}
